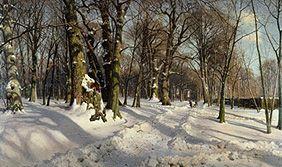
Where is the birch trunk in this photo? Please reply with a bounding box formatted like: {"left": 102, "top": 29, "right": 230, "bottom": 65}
{"left": 278, "top": 59, "right": 282, "bottom": 129}
{"left": 277, "top": 28, "right": 282, "bottom": 129}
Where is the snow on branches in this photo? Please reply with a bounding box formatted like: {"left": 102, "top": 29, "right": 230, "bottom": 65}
{"left": 82, "top": 74, "right": 98, "bottom": 93}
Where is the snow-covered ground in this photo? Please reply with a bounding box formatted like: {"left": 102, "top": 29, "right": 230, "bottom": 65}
{"left": 0, "top": 99, "right": 282, "bottom": 167}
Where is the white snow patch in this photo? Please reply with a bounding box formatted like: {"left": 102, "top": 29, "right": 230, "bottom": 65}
{"left": 0, "top": 98, "right": 282, "bottom": 166}
{"left": 81, "top": 74, "right": 96, "bottom": 92}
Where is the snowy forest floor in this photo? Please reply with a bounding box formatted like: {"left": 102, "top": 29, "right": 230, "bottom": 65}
{"left": 0, "top": 99, "right": 282, "bottom": 167}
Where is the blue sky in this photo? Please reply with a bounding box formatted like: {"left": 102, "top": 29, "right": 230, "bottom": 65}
{"left": 239, "top": 2, "right": 280, "bottom": 75}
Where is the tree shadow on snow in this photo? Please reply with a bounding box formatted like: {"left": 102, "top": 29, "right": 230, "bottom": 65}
{"left": 120, "top": 106, "right": 282, "bottom": 167}
{"left": 0, "top": 102, "right": 99, "bottom": 165}
{"left": 227, "top": 120, "right": 267, "bottom": 134}
{"left": 226, "top": 112, "right": 266, "bottom": 125}
{"left": 121, "top": 106, "right": 215, "bottom": 145}
{"left": 33, "top": 104, "right": 282, "bottom": 167}
{"left": 208, "top": 129, "right": 258, "bottom": 142}
{"left": 22, "top": 102, "right": 96, "bottom": 145}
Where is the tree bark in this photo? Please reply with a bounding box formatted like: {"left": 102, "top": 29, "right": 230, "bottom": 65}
{"left": 219, "top": 79, "right": 226, "bottom": 123}
{"left": 123, "top": 53, "right": 135, "bottom": 105}
{"left": 276, "top": 2, "right": 282, "bottom": 130}
{"left": 64, "top": 0, "right": 87, "bottom": 106}
{"left": 132, "top": 66, "right": 143, "bottom": 107}
{"left": 30, "top": 44, "right": 38, "bottom": 102}
{"left": 251, "top": 0, "right": 271, "bottom": 133}
{"left": 110, "top": 2, "right": 126, "bottom": 119}
{"left": 150, "top": 61, "right": 160, "bottom": 100}
{"left": 42, "top": 43, "right": 54, "bottom": 105}
{"left": 84, "top": 33, "right": 104, "bottom": 91}
{"left": 1, "top": 1, "right": 23, "bottom": 111}
{"left": 47, "top": 45, "right": 58, "bottom": 106}
{"left": 161, "top": 66, "right": 171, "bottom": 105}
{"left": 99, "top": 4, "right": 113, "bottom": 103}
{"left": 278, "top": 59, "right": 282, "bottom": 129}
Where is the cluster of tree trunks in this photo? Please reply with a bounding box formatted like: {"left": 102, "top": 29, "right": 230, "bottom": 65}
{"left": 1, "top": 0, "right": 282, "bottom": 134}
{"left": 61, "top": 0, "right": 132, "bottom": 119}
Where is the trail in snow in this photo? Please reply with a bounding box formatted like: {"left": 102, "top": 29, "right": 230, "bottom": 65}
{"left": 0, "top": 99, "right": 168, "bottom": 166}
{"left": 0, "top": 101, "right": 94, "bottom": 166}
{"left": 38, "top": 101, "right": 282, "bottom": 167}
{"left": 0, "top": 99, "right": 282, "bottom": 167}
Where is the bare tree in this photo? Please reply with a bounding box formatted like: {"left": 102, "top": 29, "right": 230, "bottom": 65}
{"left": 261, "top": 0, "right": 282, "bottom": 130}
{"left": 251, "top": 0, "right": 271, "bottom": 133}
{"left": 211, "top": 0, "right": 250, "bottom": 123}
{"left": 153, "top": 0, "right": 194, "bottom": 105}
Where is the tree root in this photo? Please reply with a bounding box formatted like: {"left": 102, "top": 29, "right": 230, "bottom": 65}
{"left": 90, "top": 109, "right": 107, "bottom": 122}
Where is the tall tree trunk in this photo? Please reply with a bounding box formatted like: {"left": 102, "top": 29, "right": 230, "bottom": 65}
{"left": 201, "top": 76, "right": 210, "bottom": 105}
{"left": 161, "top": 34, "right": 172, "bottom": 105}
{"left": 123, "top": 59, "right": 134, "bottom": 105}
{"left": 180, "top": 87, "right": 184, "bottom": 102}
{"left": 55, "top": 54, "right": 61, "bottom": 101}
{"left": 160, "top": 1, "right": 178, "bottom": 106}
{"left": 47, "top": 69, "right": 54, "bottom": 106}
{"left": 251, "top": 0, "right": 271, "bottom": 133}
{"left": 231, "top": 95, "right": 234, "bottom": 109}
{"left": 64, "top": 18, "right": 71, "bottom": 103}
{"left": 219, "top": 78, "right": 226, "bottom": 123}
{"left": 42, "top": 43, "right": 54, "bottom": 105}
{"left": 208, "top": 80, "right": 214, "bottom": 106}
{"left": 1, "top": 0, "right": 23, "bottom": 111}
{"left": 198, "top": 10, "right": 210, "bottom": 106}
{"left": 124, "top": 51, "right": 135, "bottom": 105}
{"left": 278, "top": 59, "right": 282, "bottom": 129}
{"left": 47, "top": 46, "right": 58, "bottom": 106}
{"left": 161, "top": 76, "right": 171, "bottom": 105}
{"left": 30, "top": 47, "right": 38, "bottom": 102}
{"left": 123, "top": 80, "right": 130, "bottom": 105}
{"left": 277, "top": 29, "right": 282, "bottom": 129}
{"left": 161, "top": 64, "right": 171, "bottom": 105}
{"left": 230, "top": 84, "right": 236, "bottom": 109}
{"left": 18, "top": 39, "right": 27, "bottom": 98}
{"left": 150, "top": 76, "right": 159, "bottom": 100}
{"left": 99, "top": 5, "right": 113, "bottom": 103}
{"left": 23, "top": 49, "right": 29, "bottom": 97}
{"left": 132, "top": 66, "right": 143, "bottom": 107}
{"left": 150, "top": 61, "right": 160, "bottom": 100}
{"left": 110, "top": 2, "right": 126, "bottom": 119}
{"left": 64, "top": 0, "right": 86, "bottom": 106}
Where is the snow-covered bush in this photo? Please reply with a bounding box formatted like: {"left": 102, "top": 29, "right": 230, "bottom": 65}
{"left": 81, "top": 74, "right": 106, "bottom": 122}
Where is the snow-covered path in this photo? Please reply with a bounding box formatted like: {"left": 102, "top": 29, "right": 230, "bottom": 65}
{"left": 38, "top": 101, "right": 282, "bottom": 167}
{"left": 0, "top": 102, "right": 94, "bottom": 166}
{"left": 0, "top": 100, "right": 282, "bottom": 167}
{"left": 0, "top": 99, "right": 170, "bottom": 166}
